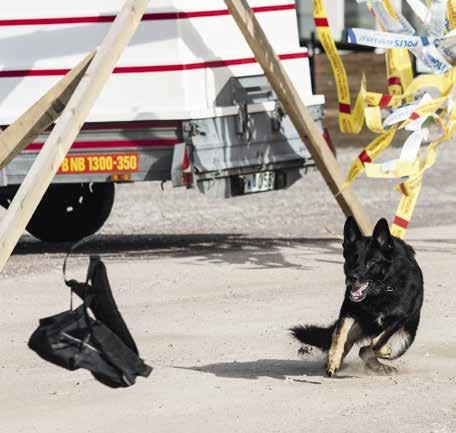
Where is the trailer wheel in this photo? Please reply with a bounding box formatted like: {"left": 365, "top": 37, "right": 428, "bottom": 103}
{"left": 24, "top": 183, "right": 115, "bottom": 242}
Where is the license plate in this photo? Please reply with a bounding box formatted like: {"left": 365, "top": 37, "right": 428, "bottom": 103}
{"left": 58, "top": 153, "right": 139, "bottom": 174}
{"left": 241, "top": 171, "right": 275, "bottom": 194}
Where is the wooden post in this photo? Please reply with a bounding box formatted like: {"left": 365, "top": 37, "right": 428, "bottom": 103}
{"left": 0, "top": 51, "right": 95, "bottom": 169}
{"left": 0, "top": 0, "right": 150, "bottom": 271}
{"left": 225, "top": 0, "right": 372, "bottom": 235}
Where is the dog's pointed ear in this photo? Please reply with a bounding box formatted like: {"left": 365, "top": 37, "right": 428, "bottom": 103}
{"left": 372, "top": 218, "right": 393, "bottom": 251}
{"left": 343, "top": 216, "right": 362, "bottom": 245}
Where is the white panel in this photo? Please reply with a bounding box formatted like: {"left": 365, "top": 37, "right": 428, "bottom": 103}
{"left": 0, "top": 1, "right": 322, "bottom": 123}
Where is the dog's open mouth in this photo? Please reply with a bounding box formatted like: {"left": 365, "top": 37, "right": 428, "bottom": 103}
{"left": 350, "top": 281, "right": 370, "bottom": 302}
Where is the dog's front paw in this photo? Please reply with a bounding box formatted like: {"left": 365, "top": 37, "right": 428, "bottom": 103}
{"left": 326, "top": 366, "right": 337, "bottom": 377}
{"left": 326, "top": 358, "right": 339, "bottom": 377}
{"left": 377, "top": 364, "right": 398, "bottom": 375}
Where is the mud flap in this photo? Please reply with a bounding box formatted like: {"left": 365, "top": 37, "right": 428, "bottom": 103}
{"left": 171, "top": 142, "right": 193, "bottom": 187}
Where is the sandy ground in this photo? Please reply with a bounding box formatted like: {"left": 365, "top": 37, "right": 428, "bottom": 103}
{"left": 1, "top": 145, "right": 456, "bottom": 433}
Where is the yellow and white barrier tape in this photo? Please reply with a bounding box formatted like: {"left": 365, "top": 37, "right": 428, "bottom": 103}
{"left": 448, "top": 0, "right": 456, "bottom": 30}
{"left": 315, "top": 0, "right": 456, "bottom": 238}
{"left": 343, "top": 125, "right": 398, "bottom": 187}
{"left": 312, "top": 0, "right": 366, "bottom": 134}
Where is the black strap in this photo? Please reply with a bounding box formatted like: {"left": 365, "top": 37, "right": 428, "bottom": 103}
{"left": 87, "top": 260, "right": 139, "bottom": 354}
{"left": 62, "top": 239, "right": 139, "bottom": 355}
{"left": 63, "top": 237, "right": 97, "bottom": 310}
{"left": 63, "top": 237, "right": 95, "bottom": 287}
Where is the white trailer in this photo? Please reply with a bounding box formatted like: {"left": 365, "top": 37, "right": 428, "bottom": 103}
{"left": 0, "top": 0, "right": 325, "bottom": 241}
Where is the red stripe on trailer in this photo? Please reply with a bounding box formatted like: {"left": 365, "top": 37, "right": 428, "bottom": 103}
{"left": 0, "top": 68, "right": 69, "bottom": 77}
{"left": 339, "top": 103, "right": 351, "bottom": 114}
{"left": 0, "top": 52, "right": 308, "bottom": 78}
{"left": 358, "top": 150, "right": 371, "bottom": 164}
{"left": 393, "top": 215, "right": 409, "bottom": 229}
{"left": 81, "top": 120, "right": 181, "bottom": 130}
{"left": 379, "top": 94, "right": 393, "bottom": 107}
{"left": 388, "top": 76, "right": 401, "bottom": 86}
{"left": 114, "top": 52, "right": 308, "bottom": 73}
{"left": 0, "top": 4, "right": 296, "bottom": 26}
{"left": 314, "top": 18, "right": 329, "bottom": 27}
{"left": 25, "top": 138, "right": 179, "bottom": 151}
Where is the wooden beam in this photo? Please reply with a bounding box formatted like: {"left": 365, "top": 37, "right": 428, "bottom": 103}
{"left": 0, "top": 51, "right": 95, "bottom": 169}
{"left": 0, "top": 0, "right": 150, "bottom": 271}
{"left": 224, "top": 0, "right": 373, "bottom": 235}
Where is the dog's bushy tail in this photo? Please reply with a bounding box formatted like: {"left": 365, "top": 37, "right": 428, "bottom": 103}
{"left": 290, "top": 322, "right": 336, "bottom": 352}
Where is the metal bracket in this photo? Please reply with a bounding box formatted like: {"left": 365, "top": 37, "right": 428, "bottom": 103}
{"left": 183, "top": 121, "right": 205, "bottom": 138}
{"left": 271, "top": 102, "right": 285, "bottom": 132}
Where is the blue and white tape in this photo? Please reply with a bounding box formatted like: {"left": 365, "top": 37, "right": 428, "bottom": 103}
{"left": 347, "top": 28, "right": 423, "bottom": 49}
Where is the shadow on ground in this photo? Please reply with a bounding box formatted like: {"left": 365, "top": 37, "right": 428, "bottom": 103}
{"left": 175, "top": 359, "right": 324, "bottom": 382}
{"left": 12, "top": 234, "right": 342, "bottom": 270}
{"left": 175, "top": 358, "right": 359, "bottom": 383}
{"left": 411, "top": 238, "right": 456, "bottom": 255}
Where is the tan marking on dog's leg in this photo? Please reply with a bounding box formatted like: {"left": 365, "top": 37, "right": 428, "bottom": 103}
{"left": 371, "top": 334, "right": 392, "bottom": 359}
{"left": 326, "top": 317, "right": 355, "bottom": 377}
{"left": 342, "top": 322, "right": 363, "bottom": 362}
{"left": 375, "top": 344, "right": 392, "bottom": 359}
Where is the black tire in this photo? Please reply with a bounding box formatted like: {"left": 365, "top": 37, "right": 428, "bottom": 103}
{"left": 23, "top": 183, "right": 115, "bottom": 242}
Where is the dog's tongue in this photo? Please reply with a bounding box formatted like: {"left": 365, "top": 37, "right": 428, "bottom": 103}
{"left": 352, "top": 282, "right": 369, "bottom": 297}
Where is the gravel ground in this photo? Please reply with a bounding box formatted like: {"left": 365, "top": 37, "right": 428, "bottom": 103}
{"left": 1, "top": 144, "right": 456, "bottom": 433}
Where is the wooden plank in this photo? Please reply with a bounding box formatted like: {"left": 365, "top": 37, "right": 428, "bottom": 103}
{"left": 224, "top": 0, "right": 373, "bottom": 235}
{"left": 0, "top": 51, "right": 95, "bottom": 169}
{"left": 0, "top": 0, "right": 150, "bottom": 272}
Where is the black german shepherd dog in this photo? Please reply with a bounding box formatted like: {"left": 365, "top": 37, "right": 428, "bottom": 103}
{"left": 291, "top": 217, "right": 423, "bottom": 376}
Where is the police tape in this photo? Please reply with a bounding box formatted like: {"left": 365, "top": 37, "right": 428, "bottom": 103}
{"left": 390, "top": 133, "right": 446, "bottom": 238}
{"left": 385, "top": 47, "right": 414, "bottom": 101}
{"left": 347, "top": 28, "right": 425, "bottom": 51}
{"left": 391, "top": 174, "right": 423, "bottom": 238}
{"left": 312, "top": 0, "right": 365, "bottom": 134}
{"left": 449, "top": 0, "right": 456, "bottom": 30}
{"left": 315, "top": 0, "right": 456, "bottom": 238}
{"left": 361, "top": 96, "right": 448, "bottom": 180}
{"left": 364, "top": 0, "right": 415, "bottom": 97}
{"left": 365, "top": 71, "right": 454, "bottom": 110}
{"left": 343, "top": 126, "right": 398, "bottom": 187}
{"left": 347, "top": 28, "right": 453, "bottom": 74}
{"left": 404, "top": 0, "right": 428, "bottom": 23}
{"left": 424, "top": 0, "right": 447, "bottom": 38}
{"left": 358, "top": 0, "right": 455, "bottom": 75}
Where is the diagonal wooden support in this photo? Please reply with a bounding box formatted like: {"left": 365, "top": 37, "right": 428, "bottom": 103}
{"left": 225, "top": 0, "right": 372, "bottom": 235}
{"left": 0, "top": 0, "right": 150, "bottom": 272}
{"left": 0, "top": 51, "right": 95, "bottom": 169}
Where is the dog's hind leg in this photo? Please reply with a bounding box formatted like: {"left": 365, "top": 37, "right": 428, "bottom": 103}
{"left": 326, "top": 316, "right": 355, "bottom": 377}
{"left": 359, "top": 322, "right": 407, "bottom": 375}
{"left": 375, "top": 316, "right": 420, "bottom": 360}
{"left": 359, "top": 345, "right": 397, "bottom": 375}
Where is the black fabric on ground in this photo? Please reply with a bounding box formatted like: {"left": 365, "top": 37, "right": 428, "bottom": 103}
{"left": 28, "top": 255, "right": 152, "bottom": 388}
